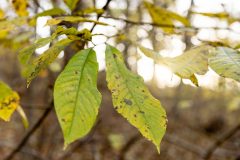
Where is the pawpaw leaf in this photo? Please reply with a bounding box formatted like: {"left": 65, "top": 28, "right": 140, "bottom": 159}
{"left": 105, "top": 45, "right": 167, "bottom": 152}
{"left": 209, "top": 47, "right": 240, "bottom": 82}
{"left": 144, "top": 1, "right": 190, "bottom": 33}
{"left": 64, "top": 0, "right": 79, "bottom": 11}
{"left": 54, "top": 48, "right": 101, "bottom": 147}
{"left": 139, "top": 45, "right": 213, "bottom": 86}
{"left": 0, "top": 81, "right": 20, "bottom": 121}
{"left": 25, "top": 38, "right": 73, "bottom": 86}
{"left": 12, "top": 0, "right": 28, "bottom": 17}
{"left": 46, "top": 16, "right": 108, "bottom": 26}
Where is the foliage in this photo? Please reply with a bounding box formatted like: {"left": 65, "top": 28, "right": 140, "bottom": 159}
{"left": 54, "top": 48, "right": 101, "bottom": 148}
{"left": 0, "top": 81, "right": 20, "bottom": 121}
{"left": 105, "top": 45, "right": 166, "bottom": 152}
{"left": 0, "top": 0, "right": 240, "bottom": 155}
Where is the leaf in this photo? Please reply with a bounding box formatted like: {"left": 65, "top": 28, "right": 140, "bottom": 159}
{"left": 54, "top": 26, "right": 92, "bottom": 41}
{"left": 36, "top": 8, "right": 66, "bottom": 17}
{"left": 54, "top": 48, "right": 101, "bottom": 147}
{"left": 12, "top": 0, "right": 28, "bottom": 16}
{"left": 0, "top": 9, "right": 5, "bottom": 19}
{"left": 190, "top": 11, "right": 229, "bottom": 19}
{"left": 105, "top": 45, "right": 167, "bottom": 152}
{"left": 19, "top": 37, "right": 53, "bottom": 65}
{"left": 64, "top": 0, "right": 79, "bottom": 11}
{"left": 77, "top": 8, "right": 104, "bottom": 16}
{"left": 0, "top": 81, "right": 20, "bottom": 121}
{"left": 139, "top": 45, "right": 213, "bottom": 84}
{"left": 209, "top": 47, "right": 240, "bottom": 82}
{"left": 144, "top": 1, "right": 190, "bottom": 33}
{"left": 25, "top": 38, "right": 73, "bottom": 86}
{"left": 16, "top": 106, "right": 29, "bottom": 128}
{"left": 46, "top": 16, "right": 108, "bottom": 26}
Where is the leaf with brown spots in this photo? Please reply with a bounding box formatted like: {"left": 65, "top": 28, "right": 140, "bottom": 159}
{"left": 105, "top": 45, "right": 167, "bottom": 153}
{"left": 54, "top": 48, "right": 101, "bottom": 148}
{"left": 209, "top": 47, "right": 240, "bottom": 82}
{"left": 0, "top": 81, "right": 20, "bottom": 121}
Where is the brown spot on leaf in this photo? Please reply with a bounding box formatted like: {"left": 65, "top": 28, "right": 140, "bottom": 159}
{"left": 124, "top": 98, "right": 132, "bottom": 105}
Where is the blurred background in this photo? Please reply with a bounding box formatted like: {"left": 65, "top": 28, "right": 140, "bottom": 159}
{"left": 0, "top": 0, "right": 240, "bottom": 160}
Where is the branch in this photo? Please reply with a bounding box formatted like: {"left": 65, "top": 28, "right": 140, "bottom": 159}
{"left": 3, "top": 106, "right": 53, "bottom": 160}
{"left": 100, "top": 15, "right": 240, "bottom": 34}
{"left": 90, "top": 0, "right": 112, "bottom": 32}
{"left": 204, "top": 123, "right": 240, "bottom": 160}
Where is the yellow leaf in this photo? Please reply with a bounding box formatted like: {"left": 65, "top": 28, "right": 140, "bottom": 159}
{"left": 144, "top": 1, "right": 190, "bottom": 33}
{"left": 12, "top": 0, "right": 29, "bottom": 17}
{"left": 46, "top": 16, "right": 108, "bottom": 26}
{"left": 0, "top": 9, "right": 5, "bottom": 19}
{"left": 0, "top": 81, "right": 20, "bottom": 121}
{"left": 139, "top": 45, "right": 214, "bottom": 85}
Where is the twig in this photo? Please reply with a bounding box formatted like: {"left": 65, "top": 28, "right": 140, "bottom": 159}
{"left": 100, "top": 15, "right": 240, "bottom": 34}
{"left": 118, "top": 134, "right": 142, "bottom": 160}
{"left": 165, "top": 134, "right": 205, "bottom": 158}
{"left": 3, "top": 106, "right": 53, "bottom": 160}
{"left": 204, "top": 123, "right": 240, "bottom": 160}
{"left": 90, "top": 0, "right": 112, "bottom": 32}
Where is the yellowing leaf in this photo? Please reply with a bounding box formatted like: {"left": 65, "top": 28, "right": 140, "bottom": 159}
{"left": 0, "top": 81, "right": 20, "bottom": 121}
{"left": 46, "top": 16, "right": 108, "bottom": 26}
{"left": 77, "top": 8, "right": 104, "bottom": 16}
{"left": 144, "top": 1, "right": 190, "bottom": 33}
{"left": 191, "top": 11, "right": 229, "bottom": 19}
{"left": 19, "top": 37, "right": 53, "bottom": 65}
{"left": 0, "top": 9, "right": 5, "bottom": 19}
{"left": 54, "top": 48, "right": 101, "bottom": 147}
{"left": 209, "top": 47, "right": 240, "bottom": 82}
{"left": 16, "top": 106, "right": 29, "bottom": 128}
{"left": 0, "top": 17, "right": 28, "bottom": 38}
{"left": 12, "top": 0, "right": 28, "bottom": 16}
{"left": 139, "top": 45, "right": 213, "bottom": 85}
{"left": 64, "top": 0, "right": 79, "bottom": 11}
{"left": 25, "top": 39, "right": 73, "bottom": 86}
{"left": 105, "top": 45, "right": 167, "bottom": 152}
{"left": 36, "top": 8, "right": 66, "bottom": 17}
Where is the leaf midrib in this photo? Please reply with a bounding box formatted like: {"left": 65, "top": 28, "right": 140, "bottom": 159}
{"left": 67, "top": 48, "right": 92, "bottom": 138}
{"left": 108, "top": 46, "right": 159, "bottom": 144}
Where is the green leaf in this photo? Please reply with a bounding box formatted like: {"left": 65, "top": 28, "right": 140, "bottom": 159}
{"left": 54, "top": 48, "right": 101, "bottom": 147}
{"left": 25, "top": 38, "right": 73, "bottom": 86}
{"left": 46, "top": 16, "right": 108, "bottom": 26}
{"left": 19, "top": 37, "right": 53, "bottom": 65}
{"left": 36, "top": 8, "right": 66, "bottom": 17}
{"left": 77, "top": 8, "right": 104, "bottom": 16}
{"left": 144, "top": 1, "right": 190, "bottom": 33}
{"left": 209, "top": 47, "right": 240, "bottom": 82}
{"left": 16, "top": 106, "right": 29, "bottom": 128}
{"left": 139, "top": 45, "right": 213, "bottom": 85}
{"left": 105, "top": 45, "right": 167, "bottom": 152}
{"left": 64, "top": 0, "right": 79, "bottom": 11}
{"left": 54, "top": 26, "right": 92, "bottom": 41}
{"left": 0, "top": 81, "right": 20, "bottom": 121}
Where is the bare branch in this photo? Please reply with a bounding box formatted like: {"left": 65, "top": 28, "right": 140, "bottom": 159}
{"left": 204, "top": 123, "right": 240, "bottom": 160}
{"left": 3, "top": 106, "right": 53, "bottom": 160}
{"left": 90, "top": 0, "right": 113, "bottom": 32}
